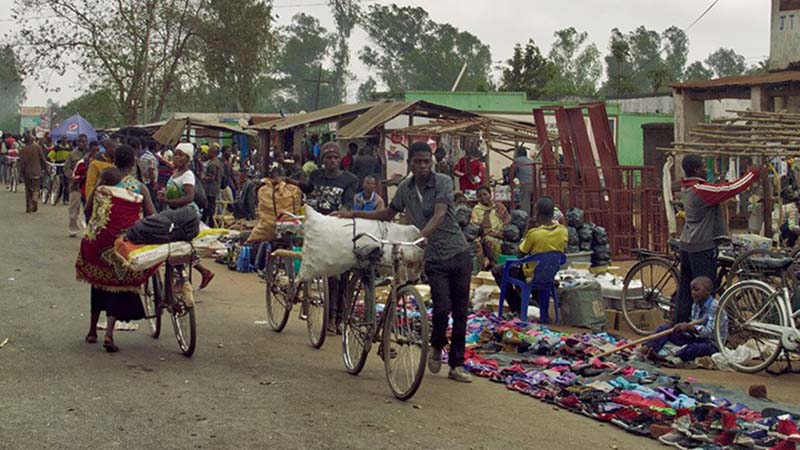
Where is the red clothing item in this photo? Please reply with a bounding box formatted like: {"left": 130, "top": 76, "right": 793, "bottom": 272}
{"left": 73, "top": 159, "right": 89, "bottom": 200}
{"left": 454, "top": 156, "right": 486, "bottom": 191}
{"left": 341, "top": 154, "right": 353, "bottom": 171}
{"left": 681, "top": 167, "right": 759, "bottom": 206}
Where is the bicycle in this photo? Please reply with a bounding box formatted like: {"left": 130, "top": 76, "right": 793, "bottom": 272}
{"left": 141, "top": 251, "right": 198, "bottom": 357}
{"left": 5, "top": 156, "right": 19, "bottom": 193}
{"left": 42, "top": 162, "right": 64, "bottom": 206}
{"left": 714, "top": 252, "right": 800, "bottom": 373}
{"left": 264, "top": 213, "right": 329, "bottom": 349}
{"left": 620, "top": 238, "right": 761, "bottom": 335}
{"left": 340, "top": 232, "right": 428, "bottom": 401}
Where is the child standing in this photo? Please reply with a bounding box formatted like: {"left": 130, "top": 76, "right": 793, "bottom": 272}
{"left": 352, "top": 175, "right": 385, "bottom": 212}
{"left": 643, "top": 276, "right": 728, "bottom": 364}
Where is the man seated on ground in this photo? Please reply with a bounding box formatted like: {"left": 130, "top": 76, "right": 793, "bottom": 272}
{"left": 491, "top": 196, "right": 567, "bottom": 319}
{"left": 352, "top": 175, "right": 385, "bottom": 212}
{"left": 641, "top": 276, "right": 727, "bottom": 366}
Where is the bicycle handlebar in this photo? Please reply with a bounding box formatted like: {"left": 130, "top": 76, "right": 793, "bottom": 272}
{"left": 277, "top": 211, "right": 304, "bottom": 220}
{"left": 353, "top": 232, "right": 425, "bottom": 247}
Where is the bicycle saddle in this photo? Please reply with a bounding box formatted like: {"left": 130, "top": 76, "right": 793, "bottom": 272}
{"left": 747, "top": 256, "right": 794, "bottom": 272}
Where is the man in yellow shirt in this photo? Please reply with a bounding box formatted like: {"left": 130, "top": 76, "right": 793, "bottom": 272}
{"left": 491, "top": 197, "right": 567, "bottom": 316}
{"left": 84, "top": 139, "right": 118, "bottom": 206}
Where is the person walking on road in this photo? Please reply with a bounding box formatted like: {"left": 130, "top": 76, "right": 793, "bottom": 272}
{"left": 201, "top": 145, "right": 223, "bottom": 225}
{"left": 19, "top": 133, "right": 47, "bottom": 213}
{"left": 335, "top": 141, "right": 474, "bottom": 383}
{"left": 64, "top": 134, "right": 88, "bottom": 237}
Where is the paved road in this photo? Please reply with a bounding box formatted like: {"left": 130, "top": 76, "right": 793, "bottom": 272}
{"left": 0, "top": 190, "right": 668, "bottom": 450}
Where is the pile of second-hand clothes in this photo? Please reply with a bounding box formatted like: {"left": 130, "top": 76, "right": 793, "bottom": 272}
{"left": 565, "top": 208, "right": 611, "bottom": 267}
{"left": 461, "top": 312, "right": 800, "bottom": 450}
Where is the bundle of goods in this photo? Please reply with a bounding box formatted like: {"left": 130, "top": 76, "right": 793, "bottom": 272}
{"left": 115, "top": 227, "right": 230, "bottom": 271}
{"left": 499, "top": 210, "right": 528, "bottom": 258}
{"left": 298, "top": 207, "right": 422, "bottom": 281}
{"left": 566, "top": 208, "right": 611, "bottom": 267}
{"left": 462, "top": 313, "right": 800, "bottom": 450}
{"left": 247, "top": 178, "right": 302, "bottom": 244}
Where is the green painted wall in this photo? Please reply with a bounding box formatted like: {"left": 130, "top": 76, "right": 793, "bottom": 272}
{"left": 617, "top": 113, "right": 674, "bottom": 166}
{"left": 403, "top": 91, "right": 673, "bottom": 167}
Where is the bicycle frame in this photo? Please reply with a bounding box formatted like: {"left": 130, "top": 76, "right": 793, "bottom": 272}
{"left": 736, "top": 281, "right": 800, "bottom": 351}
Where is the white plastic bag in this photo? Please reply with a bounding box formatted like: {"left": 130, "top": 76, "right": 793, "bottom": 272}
{"left": 297, "top": 207, "right": 423, "bottom": 281}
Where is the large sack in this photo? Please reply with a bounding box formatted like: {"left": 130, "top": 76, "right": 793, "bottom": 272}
{"left": 247, "top": 179, "right": 302, "bottom": 243}
{"left": 557, "top": 281, "right": 606, "bottom": 331}
{"left": 297, "top": 207, "right": 422, "bottom": 281}
{"left": 126, "top": 207, "right": 200, "bottom": 244}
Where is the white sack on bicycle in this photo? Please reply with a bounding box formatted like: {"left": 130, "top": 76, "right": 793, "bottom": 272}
{"left": 298, "top": 207, "right": 423, "bottom": 281}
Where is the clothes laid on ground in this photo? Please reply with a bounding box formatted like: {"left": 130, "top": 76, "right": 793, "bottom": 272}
{"left": 461, "top": 312, "right": 800, "bottom": 450}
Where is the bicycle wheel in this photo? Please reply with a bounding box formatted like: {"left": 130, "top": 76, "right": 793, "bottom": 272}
{"left": 265, "top": 254, "right": 294, "bottom": 332}
{"left": 621, "top": 257, "right": 679, "bottom": 335}
{"left": 382, "top": 285, "right": 429, "bottom": 401}
{"left": 49, "top": 176, "right": 59, "bottom": 206}
{"left": 342, "top": 276, "right": 372, "bottom": 375}
{"left": 10, "top": 167, "right": 17, "bottom": 193}
{"left": 169, "top": 267, "right": 197, "bottom": 357}
{"left": 304, "top": 277, "right": 329, "bottom": 349}
{"left": 142, "top": 272, "right": 163, "bottom": 338}
{"left": 716, "top": 280, "right": 785, "bottom": 373}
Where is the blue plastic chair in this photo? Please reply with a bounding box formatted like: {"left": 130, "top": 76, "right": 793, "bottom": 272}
{"left": 497, "top": 251, "right": 566, "bottom": 325}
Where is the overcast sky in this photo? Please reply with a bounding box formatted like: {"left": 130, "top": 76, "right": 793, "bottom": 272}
{"left": 2, "top": 0, "right": 772, "bottom": 107}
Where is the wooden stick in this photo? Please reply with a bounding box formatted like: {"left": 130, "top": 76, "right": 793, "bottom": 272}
{"left": 596, "top": 319, "right": 705, "bottom": 359}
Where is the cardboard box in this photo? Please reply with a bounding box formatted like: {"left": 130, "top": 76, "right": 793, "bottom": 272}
{"left": 605, "top": 309, "right": 619, "bottom": 330}
{"left": 615, "top": 309, "right": 663, "bottom": 335}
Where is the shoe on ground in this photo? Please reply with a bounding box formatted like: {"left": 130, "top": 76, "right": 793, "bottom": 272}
{"left": 448, "top": 366, "right": 472, "bottom": 383}
{"left": 69, "top": 232, "right": 78, "bottom": 238}
{"left": 428, "top": 347, "right": 442, "bottom": 374}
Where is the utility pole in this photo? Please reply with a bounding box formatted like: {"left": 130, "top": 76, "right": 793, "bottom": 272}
{"left": 304, "top": 64, "right": 333, "bottom": 110}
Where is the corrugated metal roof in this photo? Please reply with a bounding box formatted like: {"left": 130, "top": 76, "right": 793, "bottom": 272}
{"left": 671, "top": 70, "right": 800, "bottom": 90}
{"left": 248, "top": 102, "right": 381, "bottom": 131}
{"left": 153, "top": 117, "right": 256, "bottom": 145}
{"left": 336, "top": 100, "right": 477, "bottom": 140}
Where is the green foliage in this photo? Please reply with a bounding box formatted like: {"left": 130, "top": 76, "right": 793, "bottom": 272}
{"left": 356, "top": 77, "right": 378, "bottom": 102}
{"left": 684, "top": 61, "right": 714, "bottom": 81}
{"left": 58, "top": 88, "right": 123, "bottom": 129}
{"left": 601, "top": 26, "right": 688, "bottom": 96}
{"left": 705, "top": 48, "right": 747, "bottom": 78}
{"left": 0, "top": 45, "right": 25, "bottom": 131}
{"left": 328, "top": 0, "right": 361, "bottom": 103}
{"left": 358, "top": 4, "right": 492, "bottom": 92}
{"left": 200, "top": 0, "right": 276, "bottom": 112}
{"left": 545, "top": 27, "right": 602, "bottom": 97}
{"left": 275, "top": 13, "right": 337, "bottom": 112}
{"left": 499, "top": 39, "right": 554, "bottom": 99}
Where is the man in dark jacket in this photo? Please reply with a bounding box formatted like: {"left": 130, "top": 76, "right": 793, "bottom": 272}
{"left": 677, "top": 155, "right": 759, "bottom": 322}
{"left": 19, "top": 134, "right": 46, "bottom": 213}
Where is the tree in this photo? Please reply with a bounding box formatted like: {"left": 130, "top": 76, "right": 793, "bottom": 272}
{"left": 545, "top": 27, "right": 601, "bottom": 97}
{"left": 359, "top": 4, "right": 492, "bottom": 92}
{"left": 705, "top": 48, "right": 747, "bottom": 78}
{"left": 14, "top": 0, "right": 204, "bottom": 125}
{"left": 684, "top": 61, "right": 714, "bottom": 81}
{"left": 662, "top": 26, "right": 689, "bottom": 83}
{"left": 275, "top": 13, "right": 337, "bottom": 112}
{"left": 58, "top": 87, "right": 123, "bottom": 129}
{"left": 200, "top": 0, "right": 277, "bottom": 112}
{"left": 0, "top": 45, "right": 25, "bottom": 132}
{"left": 356, "top": 77, "right": 378, "bottom": 102}
{"left": 329, "top": 0, "right": 361, "bottom": 103}
{"left": 499, "top": 39, "right": 553, "bottom": 99}
{"left": 602, "top": 28, "right": 636, "bottom": 96}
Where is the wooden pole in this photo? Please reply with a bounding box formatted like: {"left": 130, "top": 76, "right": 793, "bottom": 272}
{"left": 595, "top": 319, "right": 704, "bottom": 359}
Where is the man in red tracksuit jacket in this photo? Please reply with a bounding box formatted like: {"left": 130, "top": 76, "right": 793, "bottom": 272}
{"left": 677, "top": 155, "right": 760, "bottom": 322}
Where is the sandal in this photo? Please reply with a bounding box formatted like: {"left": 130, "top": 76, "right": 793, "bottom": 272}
{"left": 103, "top": 337, "right": 119, "bottom": 353}
{"left": 199, "top": 271, "right": 215, "bottom": 290}
{"left": 85, "top": 334, "right": 98, "bottom": 344}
